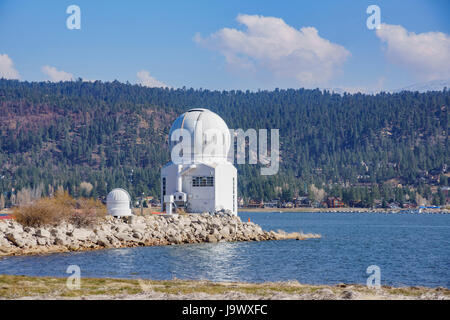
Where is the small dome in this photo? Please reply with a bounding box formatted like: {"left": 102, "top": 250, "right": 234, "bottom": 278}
{"left": 106, "top": 188, "right": 132, "bottom": 216}
{"left": 169, "top": 108, "right": 231, "bottom": 162}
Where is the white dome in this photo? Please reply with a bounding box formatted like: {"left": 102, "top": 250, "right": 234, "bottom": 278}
{"left": 106, "top": 188, "right": 132, "bottom": 216}
{"left": 169, "top": 108, "right": 231, "bottom": 162}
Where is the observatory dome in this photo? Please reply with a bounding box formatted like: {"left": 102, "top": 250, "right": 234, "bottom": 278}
{"left": 169, "top": 108, "right": 231, "bottom": 162}
{"left": 106, "top": 188, "right": 132, "bottom": 216}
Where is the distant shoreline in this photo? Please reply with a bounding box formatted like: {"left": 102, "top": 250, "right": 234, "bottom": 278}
{"left": 238, "top": 207, "right": 450, "bottom": 214}
{"left": 3, "top": 207, "right": 448, "bottom": 216}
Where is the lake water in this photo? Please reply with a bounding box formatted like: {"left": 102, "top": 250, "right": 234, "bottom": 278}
{"left": 0, "top": 212, "right": 449, "bottom": 288}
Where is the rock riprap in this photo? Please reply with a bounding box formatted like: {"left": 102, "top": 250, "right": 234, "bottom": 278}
{"left": 0, "top": 212, "right": 321, "bottom": 256}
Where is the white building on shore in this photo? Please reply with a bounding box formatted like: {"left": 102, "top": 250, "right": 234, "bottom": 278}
{"left": 106, "top": 188, "right": 133, "bottom": 217}
{"left": 161, "top": 108, "right": 237, "bottom": 215}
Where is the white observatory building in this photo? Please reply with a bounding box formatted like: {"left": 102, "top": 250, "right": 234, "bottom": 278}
{"left": 106, "top": 188, "right": 133, "bottom": 217}
{"left": 161, "top": 108, "right": 237, "bottom": 215}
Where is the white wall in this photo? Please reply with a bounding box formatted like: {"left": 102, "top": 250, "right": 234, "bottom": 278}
{"left": 215, "top": 163, "right": 237, "bottom": 215}
{"left": 161, "top": 161, "right": 237, "bottom": 215}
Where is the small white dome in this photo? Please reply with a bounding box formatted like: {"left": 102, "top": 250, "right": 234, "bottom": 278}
{"left": 169, "top": 108, "right": 231, "bottom": 162}
{"left": 106, "top": 188, "right": 132, "bottom": 216}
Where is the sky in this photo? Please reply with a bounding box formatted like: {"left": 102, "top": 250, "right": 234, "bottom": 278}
{"left": 0, "top": 0, "right": 449, "bottom": 92}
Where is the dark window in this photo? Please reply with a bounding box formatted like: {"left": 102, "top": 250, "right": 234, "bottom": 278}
{"left": 162, "top": 177, "right": 166, "bottom": 196}
{"left": 193, "top": 176, "right": 214, "bottom": 187}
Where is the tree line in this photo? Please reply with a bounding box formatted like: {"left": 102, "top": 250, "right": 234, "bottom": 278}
{"left": 0, "top": 79, "right": 448, "bottom": 207}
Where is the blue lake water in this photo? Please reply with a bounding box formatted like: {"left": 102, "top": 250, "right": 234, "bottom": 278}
{"left": 0, "top": 212, "right": 449, "bottom": 288}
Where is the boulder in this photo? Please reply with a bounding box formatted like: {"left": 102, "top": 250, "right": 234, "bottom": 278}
{"left": 96, "top": 236, "right": 111, "bottom": 247}
{"left": 314, "top": 288, "right": 336, "bottom": 299}
{"left": 35, "top": 228, "right": 51, "bottom": 238}
{"left": 341, "top": 290, "right": 359, "bottom": 300}
{"left": 132, "top": 223, "right": 147, "bottom": 233}
{"left": 167, "top": 234, "right": 182, "bottom": 244}
{"left": 206, "top": 234, "right": 218, "bottom": 243}
{"left": 69, "top": 228, "right": 93, "bottom": 241}
{"left": 54, "top": 235, "right": 70, "bottom": 246}
{"left": 132, "top": 232, "right": 143, "bottom": 240}
{"left": 198, "top": 230, "right": 208, "bottom": 240}
{"left": 220, "top": 226, "right": 231, "bottom": 237}
{"left": 5, "top": 232, "right": 25, "bottom": 247}
{"left": 23, "top": 227, "right": 36, "bottom": 234}
{"left": 36, "top": 237, "right": 48, "bottom": 246}
{"left": 9, "top": 223, "right": 24, "bottom": 234}
{"left": 115, "top": 232, "right": 134, "bottom": 242}
{"left": 0, "top": 222, "right": 9, "bottom": 233}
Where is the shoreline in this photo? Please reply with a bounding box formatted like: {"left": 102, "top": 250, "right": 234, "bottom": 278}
{"left": 0, "top": 274, "right": 447, "bottom": 300}
{"left": 0, "top": 213, "right": 320, "bottom": 258}
{"left": 239, "top": 207, "right": 450, "bottom": 214}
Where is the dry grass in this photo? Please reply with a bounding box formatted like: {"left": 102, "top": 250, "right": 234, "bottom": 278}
{"left": 0, "top": 275, "right": 447, "bottom": 299}
{"left": 12, "top": 191, "right": 106, "bottom": 228}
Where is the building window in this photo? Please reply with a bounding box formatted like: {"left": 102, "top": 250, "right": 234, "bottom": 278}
{"left": 162, "top": 177, "right": 166, "bottom": 196}
{"left": 193, "top": 176, "right": 214, "bottom": 187}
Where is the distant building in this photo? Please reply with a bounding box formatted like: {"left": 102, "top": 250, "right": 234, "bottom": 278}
{"left": 402, "top": 202, "right": 417, "bottom": 209}
{"left": 295, "top": 196, "right": 311, "bottom": 207}
{"left": 247, "top": 199, "right": 264, "bottom": 208}
{"left": 106, "top": 188, "right": 133, "bottom": 217}
{"left": 349, "top": 200, "right": 364, "bottom": 208}
{"left": 388, "top": 202, "right": 401, "bottom": 209}
{"left": 237, "top": 197, "right": 244, "bottom": 208}
{"left": 264, "top": 200, "right": 279, "bottom": 208}
{"left": 327, "top": 197, "right": 344, "bottom": 208}
{"left": 282, "top": 201, "right": 294, "bottom": 208}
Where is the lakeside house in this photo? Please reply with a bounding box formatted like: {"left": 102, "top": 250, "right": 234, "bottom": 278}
{"left": 326, "top": 197, "right": 345, "bottom": 208}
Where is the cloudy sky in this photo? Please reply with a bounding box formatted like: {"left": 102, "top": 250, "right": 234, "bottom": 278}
{"left": 0, "top": 0, "right": 449, "bottom": 92}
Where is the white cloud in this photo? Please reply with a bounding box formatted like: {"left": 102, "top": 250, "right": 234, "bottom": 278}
{"left": 137, "top": 70, "right": 170, "bottom": 88}
{"left": 42, "top": 65, "right": 74, "bottom": 82}
{"left": 0, "top": 54, "right": 20, "bottom": 79}
{"left": 376, "top": 23, "right": 450, "bottom": 81}
{"left": 195, "top": 14, "right": 350, "bottom": 86}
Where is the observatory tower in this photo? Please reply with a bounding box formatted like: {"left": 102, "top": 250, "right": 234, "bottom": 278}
{"left": 106, "top": 188, "right": 133, "bottom": 217}
{"left": 161, "top": 108, "right": 237, "bottom": 215}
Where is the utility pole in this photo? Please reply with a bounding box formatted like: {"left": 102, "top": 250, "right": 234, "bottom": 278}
{"left": 140, "top": 192, "right": 144, "bottom": 216}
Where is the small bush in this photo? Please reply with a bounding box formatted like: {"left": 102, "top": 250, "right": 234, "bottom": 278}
{"left": 71, "top": 198, "right": 106, "bottom": 227}
{"left": 13, "top": 191, "right": 106, "bottom": 228}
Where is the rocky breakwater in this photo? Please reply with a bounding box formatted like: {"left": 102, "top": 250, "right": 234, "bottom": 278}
{"left": 0, "top": 213, "right": 320, "bottom": 257}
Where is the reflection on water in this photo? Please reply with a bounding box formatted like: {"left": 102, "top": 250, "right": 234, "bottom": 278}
{"left": 0, "top": 212, "right": 449, "bottom": 287}
{"left": 167, "top": 242, "right": 244, "bottom": 281}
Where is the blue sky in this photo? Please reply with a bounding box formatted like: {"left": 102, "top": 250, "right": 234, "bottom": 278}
{"left": 0, "top": 0, "right": 449, "bottom": 91}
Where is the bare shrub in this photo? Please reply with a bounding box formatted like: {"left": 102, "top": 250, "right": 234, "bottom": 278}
{"left": 79, "top": 181, "right": 93, "bottom": 196}
{"left": 15, "top": 185, "right": 44, "bottom": 206}
{"left": 12, "top": 196, "right": 71, "bottom": 227}
{"left": 71, "top": 198, "right": 106, "bottom": 227}
{"left": 13, "top": 191, "right": 105, "bottom": 228}
{"left": 309, "top": 184, "right": 326, "bottom": 202}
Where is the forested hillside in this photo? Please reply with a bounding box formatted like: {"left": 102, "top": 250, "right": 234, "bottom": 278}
{"left": 0, "top": 79, "right": 448, "bottom": 207}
